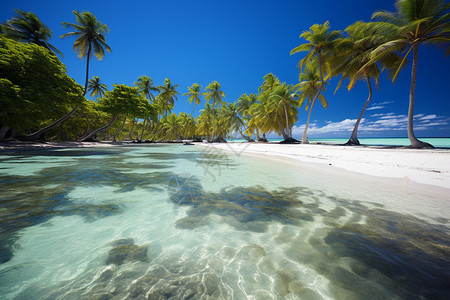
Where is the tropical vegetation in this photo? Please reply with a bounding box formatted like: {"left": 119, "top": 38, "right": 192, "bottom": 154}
{"left": 0, "top": 1, "right": 448, "bottom": 147}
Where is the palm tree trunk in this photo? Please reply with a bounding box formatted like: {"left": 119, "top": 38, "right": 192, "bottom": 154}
{"left": 302, "top": 98, "right": 316, "bottom": 144}
{"left": 238, "top": 129, "right": 253, "bottom": 142}
{"left": 124, "top": 119, "right": 136, "bottom": 141}
{"left": 149, "top": 123, "right": 165, "bottom": 141}
{"left": 78, "top": 113, "right": 119, "bottom": 142}
{"left": 212, "top": 101, "right": 216, "bottom": 143}
{"left": 113, "top": 117, "right": 126, "bottom": 141}
{"left": 347, "top": 76, "right": 372, "bottom": 145}
{"left": 408, "top": 44, "right": 433, "bottom": 148}
{"left": 83, "top": 43, "right": 92, "bottom": 96}
{"left": 277, "top": 117, "right": 290, "bottom": 140}
{"left": 282, "top": 103, "right": 291, "bottom": 139}
{"left": 301, "top": 51, "right": 324, "bottom": 144}
{"left": 139, "top": 118, "right": 147, "bottom": 141}
{"left": 189, "top": 104, "right": 197, "bottom": 116}
{"left": 25, "top": 106, "right": 79, "bottom": 141}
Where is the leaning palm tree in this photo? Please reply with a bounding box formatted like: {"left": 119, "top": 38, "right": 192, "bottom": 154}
{"left": 87, "top": 76, "right": 108, "bottom": 100}
{"left": 331, "top": 21, "right": 403, "bottom": 145}
{"left": 134, "top": 75, "right": 159, "bottom": 101}
{"left": 204, "top": 81, "right": 225, "bottom": 142}
{"left": 365, "top": 0, "right": 449, "bottom": 148}
{"left": 61, "top": 11, "right": 111, "bottom": 96}
{"left": 183, "top": 83, "right": 203, "bottom": 115}
{"left": 223, "top": 102, "right": 253, "bottom": 142}
{"left": 290, "top": 21, "right": 341, "bottom": 143}
{"left": 296, "top": 62, "right": 328, "bottom": 143}
{"left": 1, "top": 9, "right": 63, "bottom": 56}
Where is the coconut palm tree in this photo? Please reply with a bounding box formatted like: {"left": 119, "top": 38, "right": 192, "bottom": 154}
{"left": 87, "top": 76, "right": 108, "bottom": 100}
{"left": 223, "top": 102, "right": 253, "bottom": 141}
{"left": 178, "top": 112, "right": 196, "bottom": 139}
{"left": 156, "top": 78, "right": 179, "bottom": 118}
{"left": 290, "top": 21, "right": 341, "bottom": 143}
{"left": 266, "top": 83, "right": 300, "bottom": 142}
{"left": 196, "top": 103, "right": 214, "bottom": 141}
{"left": 331, "top": 21, "right": 403, "bottom": 145}
{"left": 366, "top": 0, "right": 449, "bottom": 148}
{"left": 237, "top": 93, "right": 257, "bottom": 140}
{"left": 134, "top": 75, "right": 159, "bottom": 101}
{"left": 1, "top": 9, "right": 63, "bottom": 57}
{"left": 61, "top": 11, "right": 111, "bottom": 96}
{"left": 296, "top": 62, "right": 328, "bottom": 143}
{"left": 204, "top": 81, "right": 225, "bottom": 142}
{"left": 183, "top": 83, "right": 203, "bottom": 116}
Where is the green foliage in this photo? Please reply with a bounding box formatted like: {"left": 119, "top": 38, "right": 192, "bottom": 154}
{"left": 98, "top": 84, "right": 145, "bottom": 116}
{"left": 0, "top": 37, "right": 84, "bottom": 133}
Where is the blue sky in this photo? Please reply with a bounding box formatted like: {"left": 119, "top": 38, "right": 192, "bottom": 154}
{"left": 1, "top": 0, "right": 449, "bottom": 138}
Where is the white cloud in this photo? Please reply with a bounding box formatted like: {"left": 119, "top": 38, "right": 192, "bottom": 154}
{"left": 290, "top": 112, "right": 448, "bottom": 137}
{"left": 366, "top": 105, "right": 384, "bottom": 111}
{"left": 419, "top": 114, "right": 438, "bottom": 120}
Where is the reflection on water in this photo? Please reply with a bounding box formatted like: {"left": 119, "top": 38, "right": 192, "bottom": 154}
{"left": 0, "top": 145, "right": 449, "bottom": 299}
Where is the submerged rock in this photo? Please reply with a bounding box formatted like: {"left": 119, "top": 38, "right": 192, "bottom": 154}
{"left": 106, "top": 239, "right": 150, "bottom": 266}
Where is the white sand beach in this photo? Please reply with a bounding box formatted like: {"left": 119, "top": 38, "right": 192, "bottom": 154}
{"left": 197, "top": 142, "right": 450, "bottom": 190}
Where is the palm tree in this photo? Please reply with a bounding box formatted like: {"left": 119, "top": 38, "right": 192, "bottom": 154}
{"left": 1, "top": 9, "right": 63, "bottom": 56}
{"left": 290, "top": 21, "right": 341, "bottom": 143}
{"left": 178, "top": 112, "right": 196, "bottom": 139}
{"left": 204, "top": 81, "right": 225, "bottom": 142}
{"left": 332, "top": 21, "right": 403, "bottom": 145}
{"left": 183, "top": 83, "right": 203, "bottom": 115}
{"left": 196, "top": 103, "right": 214, "bottom": 140}
{"left": 366, "top": 0, "right": 449, "bottom": 148}
{"left": 87, "top": 76, "right": 108, "bottom": 100}
{"left": 134, "top": 75, "right": 159, "bottom": 101}
{"left": 61, "top": 11, "right": 111, "bottom": 96}
{"left": 156, "top": 78, "right": 179, "bottom": 118}
{"left": 296, "top": 62, "right": 328, "bottom": 143}
{"left": 223, "top": 102, "right": 253, "bottom": 142}
{"left": 266, "top": 83, "right": 300, "bottom": 142}
{"left": 237, "top": 93, "right": 257, "bottom": 141}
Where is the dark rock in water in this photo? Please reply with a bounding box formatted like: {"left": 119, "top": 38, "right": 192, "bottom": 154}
{"left": 109, "top": 238, "right": 135, "bottom": 247}
{"left": 106, "top": 242, "right": 149, "bottom": 266}
{"left": 168, "top": 175, "right": 203, "bottom": 205}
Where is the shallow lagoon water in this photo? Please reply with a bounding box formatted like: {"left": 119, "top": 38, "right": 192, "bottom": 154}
{"left": 0, "top": 144, "right": 449, "bottom": 299}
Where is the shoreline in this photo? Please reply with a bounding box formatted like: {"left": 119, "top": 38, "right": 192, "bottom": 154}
{"left": 2, "top": 140, "right": 449, "bottom": 190}
{"left": 196, "top": 142, "right": 450, "bottom": 190}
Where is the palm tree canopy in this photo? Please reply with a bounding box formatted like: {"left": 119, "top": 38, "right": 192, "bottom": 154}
{"left": 1, "top": 9, "right": 63, "bottom": 56}
{"left": 87, "top": 76, "right": 108, "bottom": 99}
{"left": 60, "top": 10, "right": 111, "bottom": 60}
{"left": 204, "top": 81, "right": 225, "bottom": 106}
{"left": 290, "top": 21, "right": 342, "bottom": 73}
{"left": 156, "top": 78, "right": 179, "bottom": 116}
{"left": 134, "top": 75, "right": 158, "bottom": 100}
{"left": 331, "top": 21, "right": 404, "bottom": 92}
{"left": 183, "top": 83, "right": 203, "bottom": 105}
{"left": 367, "top": 0, "right": 450, "bottom": 82}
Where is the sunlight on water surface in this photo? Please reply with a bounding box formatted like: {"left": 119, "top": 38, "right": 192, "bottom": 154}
{"left": 0, "top": 145, "right": 449, "bottom": 299}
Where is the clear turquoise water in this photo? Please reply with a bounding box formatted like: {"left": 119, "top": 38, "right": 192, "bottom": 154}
{"left": 0, "top": 145, "right": 449, "bottom": 299}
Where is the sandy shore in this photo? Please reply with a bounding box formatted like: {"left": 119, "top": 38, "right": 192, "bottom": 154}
{"left": 197, "top": 142, "right": 450, "bottom": 190}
